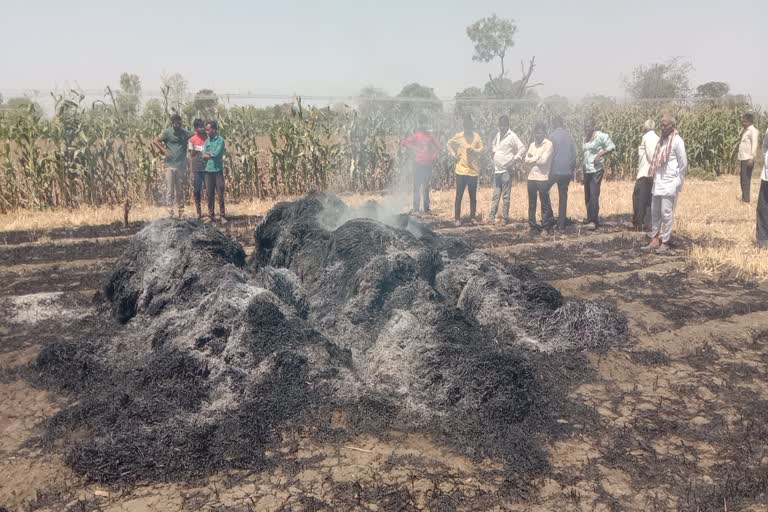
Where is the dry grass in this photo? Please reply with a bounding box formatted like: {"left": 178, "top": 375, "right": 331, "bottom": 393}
{"left": 0, "top": 176, "right": 763, "bottom": 280}
{"left": 0, "top": 193, "right": 386, "bottom": 232}
{"left": 428, "top": 175, "right": 762, "bottom": 281}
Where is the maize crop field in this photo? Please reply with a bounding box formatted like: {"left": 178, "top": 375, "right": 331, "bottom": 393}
{"left": 0, "top": 90, "right": 762, "bottom": 213}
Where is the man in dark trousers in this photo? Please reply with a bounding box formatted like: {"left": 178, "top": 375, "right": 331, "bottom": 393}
{"left": 401, "top": 115, "right": 439, "bottom": 213}
{"left": 548, "top": 115, "right": 577, "bottom": 230}
{"left": 581, "top": 118, "right": 615, "bottom": 230}
{"left": 631, "top": 119, "right": 659, "bottom": 231}
{"left": 187, "top": 119, "right": 207, "bottom": 219}
{"left": 202, "top": 120, "right": 226, "bottom": 223}
{"left": 447, "top": 116, "right": 484, "bottom": 226}
{"left": 739, "top": 112, "right": 760, "bottom": 203}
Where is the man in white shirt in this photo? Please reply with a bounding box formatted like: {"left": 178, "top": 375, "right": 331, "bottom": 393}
{"left": 643, "top": 113, "right": 687, "bottom": 254}
{"left": 525, "top": 122, "right": 555, "bottom": 232}
{"left": 757, "top": 130, "right": 768, "bottom": 248}
{"left": 738, "top": 112, "right": 760, "bottom": 203}
{"left": 488, "top": 115, "right": 525, "bottom": 225}
{"left": 631, "top": 120, "right": 660, "bottom": 230}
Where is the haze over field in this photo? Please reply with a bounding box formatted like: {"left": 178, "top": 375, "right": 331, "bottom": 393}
{"left": 2, "top": 0, "right": 767, "bottom": 106}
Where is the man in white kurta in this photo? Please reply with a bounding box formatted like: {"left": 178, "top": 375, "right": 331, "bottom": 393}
{"left": 643, "top": 114, "right": 687, "bottom": 254}
{"left": 632, "top": 120, "right": 660, "bottom": 230}
{"left": 739, "top": 112, "right": 760, "bottom": 203}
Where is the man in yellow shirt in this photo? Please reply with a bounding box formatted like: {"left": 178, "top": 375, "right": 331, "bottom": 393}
{"left": 447, "top": 116, "right": 485, "bottom": 227}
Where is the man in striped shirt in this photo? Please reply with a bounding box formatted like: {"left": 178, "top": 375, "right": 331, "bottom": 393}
{"left": 581, "top": 119, "right": 615, "bottom": 230}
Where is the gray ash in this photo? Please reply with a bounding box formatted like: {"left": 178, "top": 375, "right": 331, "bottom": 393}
{"left": 29, "top": 193, "right": 627, "bottom": 487}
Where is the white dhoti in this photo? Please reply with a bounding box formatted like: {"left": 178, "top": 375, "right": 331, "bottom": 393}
{"left": 650, "top": 194, "right": 677, "bottom": 243}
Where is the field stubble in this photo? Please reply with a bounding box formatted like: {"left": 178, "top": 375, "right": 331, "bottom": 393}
{"left": 1, "top": 178, "right": 768, "bottom": 510}
{"left": 1, "top": 174, "right": 763, "bottom": 281}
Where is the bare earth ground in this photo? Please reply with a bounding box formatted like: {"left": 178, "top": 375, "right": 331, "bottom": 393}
{"left": 2, "top": 177, "right": 768, "bottom": 511}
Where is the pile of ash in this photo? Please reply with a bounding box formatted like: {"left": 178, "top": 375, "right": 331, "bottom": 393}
{"left": 28, "top": 193, "right": 627, "bottom": 487}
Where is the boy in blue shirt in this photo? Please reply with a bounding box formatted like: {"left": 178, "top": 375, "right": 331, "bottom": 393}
{"left": 202, "top": 120, "right": 226, "bottom": 223}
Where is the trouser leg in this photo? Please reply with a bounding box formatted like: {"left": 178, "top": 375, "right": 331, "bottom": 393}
{"left": 640, "top": 177, "right": 654, "bottom": 228}
{"left": 588, "top": 171, "right": 604, "bottom": 224}
{"left": 467, "top": 176, "right": 478, "bottom": 219}
{"left": 660, "top": 195, "right": 677, "bottom": 243}
{"left": 650, "top": 195, "right": 662, "bottom": 239}
{"left": 757, "top": 180, "right": 768, "bottom": 246}
{"left": 527, "top": 180, "right": 538, "bottom": 228}
{"left": 175, "top": 168, "right": 187, "bottom": 212}
{"left": 741, "top": 160, "right": 754, "bottom": 202}
{"left": 455, "top": 175, "right": 467, "bottom": 220}
{"left": 205, "top": 172, "right": 216, "bottom": 217}
{"left": 554, "top": 176, "right": 570, "bottom": 229}
{"left": 632, "top": 179, "right": 643, "bottom": 226}
{"left": 539, "top": 181, "right": 554, "bottom": 228}
{"left": 422, "top": 165, "right": 431, "bottom": 212}
{"left": 165, "top": 166, "right": 177, "bottom": 211}
{"left": 489, "top": 174, "right": 502, "bottom": 221}
{"left": 193, "top": 171, "right": 205, "bottom": 217}
{"left": 584, "top": 174, "right": 592, "bottom": 221}
{"left": 216, "top": 172, "right": 225, "bottom": 217}
{"left": 500, "top": 172, "right": 512, "bottom": 220}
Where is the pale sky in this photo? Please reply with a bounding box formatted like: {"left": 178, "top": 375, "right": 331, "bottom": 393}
{"left": 2, "top": 0, "right": 766, "bottom": 106}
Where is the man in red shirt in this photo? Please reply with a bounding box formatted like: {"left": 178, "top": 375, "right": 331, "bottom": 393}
{"left": 401, "top": 115, "right": 440, "bottom": 213}
{"left": 187, "top": 119, "right": 207, "bottom": 219}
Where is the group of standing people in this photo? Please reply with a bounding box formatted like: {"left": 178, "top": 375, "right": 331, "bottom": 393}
{"left": 403, "top": 111, "right": 691, "bottom": 254}
{"left": 156, "top": 109, "right": 765, "bottom": 251}
{"left": 153, "top": 114, "right": 226, "bottom": 222}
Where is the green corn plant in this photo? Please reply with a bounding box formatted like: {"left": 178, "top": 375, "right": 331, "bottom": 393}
{"left": 0, "top": 92, "right": 760, "bottom": 211}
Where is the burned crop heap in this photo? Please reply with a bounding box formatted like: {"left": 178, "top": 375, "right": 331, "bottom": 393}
{"left": 31, "top": 193, "right": 627, "bottom": 486}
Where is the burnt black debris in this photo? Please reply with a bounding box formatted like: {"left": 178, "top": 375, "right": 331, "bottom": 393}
{"left": 30, "top": 193, "right": 628, "bottom": 485}
{"left": 104, "top": 218, "right": 246, "bottom": 323}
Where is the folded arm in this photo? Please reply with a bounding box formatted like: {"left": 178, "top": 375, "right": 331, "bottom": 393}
{"left": 512, "top": 133, "right": 526, "bottom": 161}
{"left": 209, "top": 139, "right": 225, "bottom": 158}
{"left": 539, "top": 142, "right": 554, "bottom": 166}
{"left": 525, "top": 144, "right": 539, "bottom": 165}
{"left": 446, "top": 135, "right": 461, "bottom": 158}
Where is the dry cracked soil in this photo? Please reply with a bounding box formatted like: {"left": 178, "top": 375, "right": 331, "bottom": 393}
{"left": 2, "top": 214, "right": 768, "bottom": 511}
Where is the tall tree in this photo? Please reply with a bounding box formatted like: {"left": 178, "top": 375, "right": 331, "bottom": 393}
{"left": 187, "top": 89, "right": 219, "bottom": 119}
{"left": 358, "top": 86, "right": 390, "bottom": 117}
{"left": 392, "top": 83, "right": 442, "bottom": 131}
{"left": 624, "top": 58, "right": 692, "bottom": 100}
{"left": 466, "top": 14, "right": 517, "bottom": 79}
{"left": 695, "top": 81, "right": 730, "bottom": 99}
{"left": 454, "top": 87, "right": 484, "bottom": 118}
{"left": 396, "top": 83, "right": 442, "bottom": 118}
{"left": 116, "top": 72, "right": 142, "bottom": 117}
{"left": 161, "top": 73, "right": 188, "bottom": 114}
{"left": 142, "top": 98, "right": 165, "bottom": 126}
{"left": 5, "top": 97, "right": 44, "bottom": 119}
